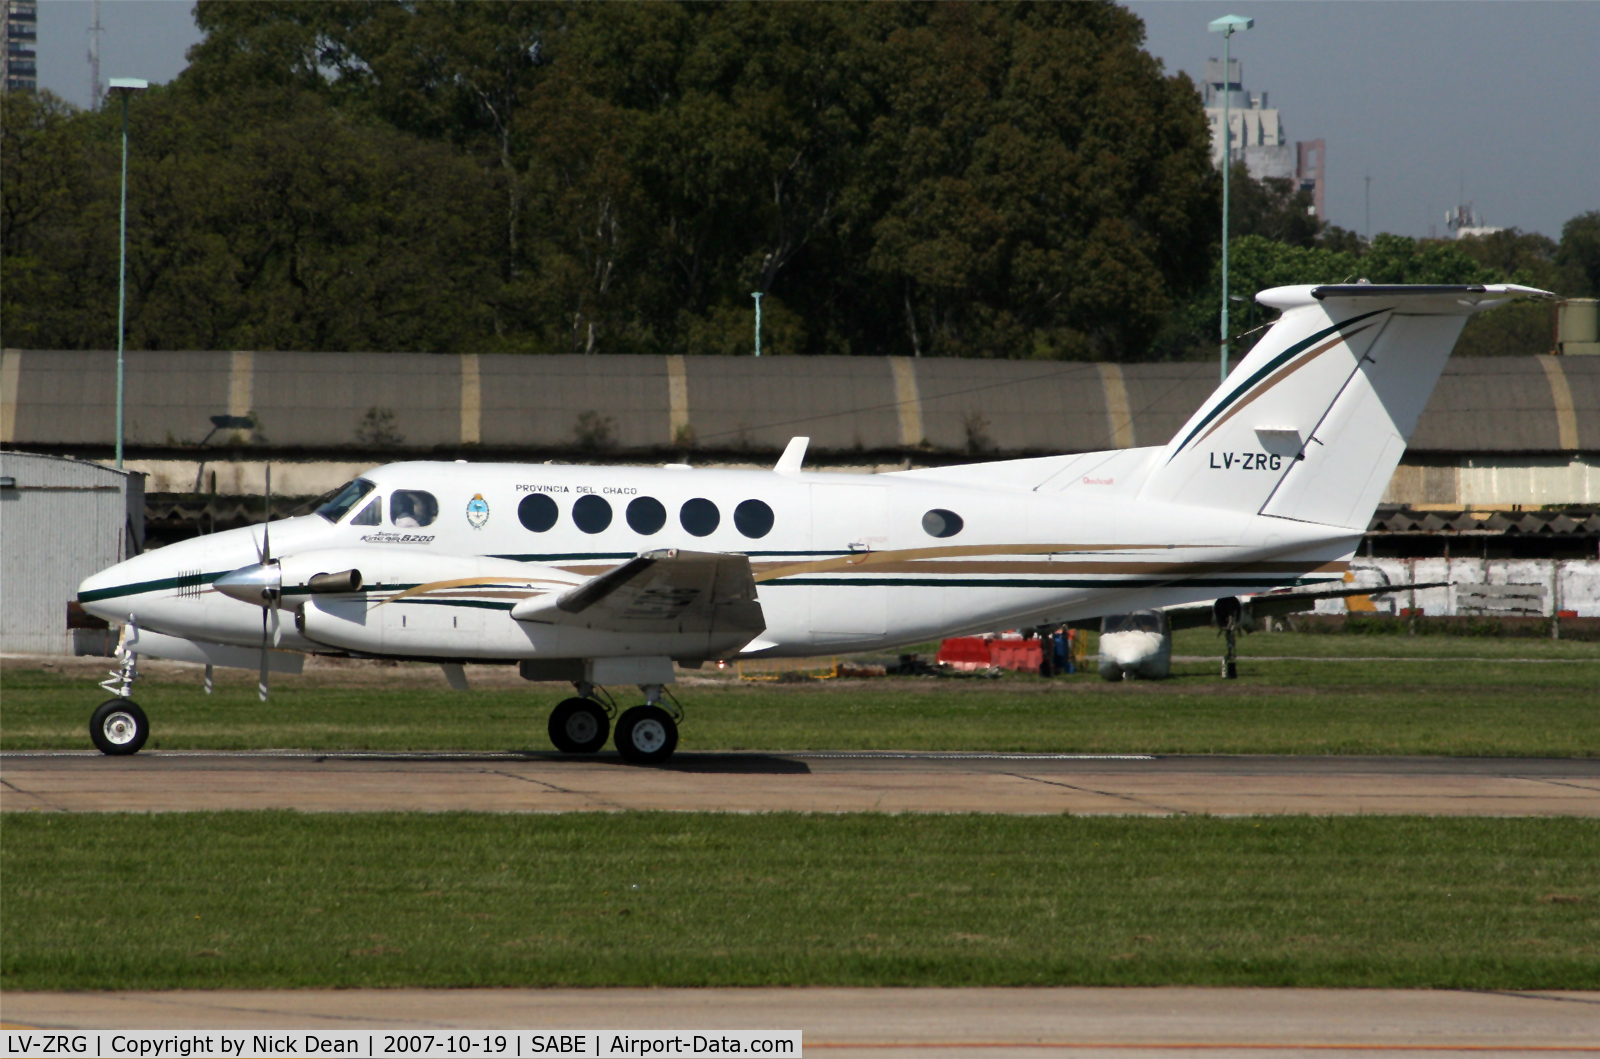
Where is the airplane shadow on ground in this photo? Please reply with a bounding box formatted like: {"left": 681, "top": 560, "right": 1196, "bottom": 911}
{"left": 417, "top": 750, "right": 815, "bottom": 774}
{"left": 617, "top": 752, "right": 812, "bottom": 775}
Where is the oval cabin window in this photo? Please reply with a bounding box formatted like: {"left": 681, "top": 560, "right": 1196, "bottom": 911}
{"left": 922, "top": 508, "right": 963, "bottom": 538}
{"left": 734, "top": 499, "right": 775, "bottom": 539}
{"left": 573, "top": 494, "right": 613, "bottom": 534}
{"left": 627, "top": 496, "right": 667, "bottom": 535}
{"left": 679, "top": 498, "right": 720, "bottom": 537}
{"left": 518, "top": 494, "right": 559, "bottom": 533}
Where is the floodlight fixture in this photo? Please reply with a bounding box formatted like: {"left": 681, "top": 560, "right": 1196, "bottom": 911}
{"left": 1208, "top": 15, "right": 1254, "bottom": 34}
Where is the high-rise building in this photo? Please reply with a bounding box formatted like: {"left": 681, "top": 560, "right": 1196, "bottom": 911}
{"left": 1203, "top": 58, "right": 1326, "bottom": 221}
{"left": 2, "top": 0, "right": 37, "bottom": 94}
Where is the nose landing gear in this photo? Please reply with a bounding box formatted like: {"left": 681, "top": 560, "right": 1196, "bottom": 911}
{"left": 91, "top": 621, "right": 150, "bottom": 755}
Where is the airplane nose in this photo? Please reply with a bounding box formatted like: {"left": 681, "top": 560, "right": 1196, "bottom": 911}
{"left": 77, "top": 565, "right": 131, "bottom": 623}
{"left": 213, "top": 563, "right": 281, "bottom": 606}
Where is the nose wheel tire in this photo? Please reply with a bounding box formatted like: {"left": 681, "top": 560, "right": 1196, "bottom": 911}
{"left": 548, "top": 697, "right": 610, "bottom": 754}
{"left": 90, "top": 699, "right": 149, "bottom": 756}
{"left": 615, "top": 705, "right": 678, "bottom": 765}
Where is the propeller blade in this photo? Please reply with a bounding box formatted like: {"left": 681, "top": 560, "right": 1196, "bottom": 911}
{"left": 261, "top": 464, "right": 272, "bottom": 565}
{"left": 259, "top": 608, "right": 270, "bottom": 701}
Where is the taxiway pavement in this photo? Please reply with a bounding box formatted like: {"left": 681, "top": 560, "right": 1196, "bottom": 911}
{"left": 4, "top": 987, "right": 1598, "bottom": 1056}
{"left": 4, "top": 751, "right": 1597, "bottom": 816}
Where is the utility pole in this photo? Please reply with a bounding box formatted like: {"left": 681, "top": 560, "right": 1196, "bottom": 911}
{"left": 751, "top": 291, "right": 763, "bottom": 357}
{"left": 1208, "top": 15, "right": 1253, "bottom": 385}
{"left": 108, "top": 77, "right": 146, "bottom": 469}
{"left": 1364, "top": 172, "right": 1372, "bottom": 241}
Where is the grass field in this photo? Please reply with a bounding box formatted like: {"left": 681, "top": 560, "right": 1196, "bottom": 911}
{"left": 3, "top": 812, "right": 1596, "bottom": 991}
{"left": 4, "top": 630, "right": 1599, "bottom": 756}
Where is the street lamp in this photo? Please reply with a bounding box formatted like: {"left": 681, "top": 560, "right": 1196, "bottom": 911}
{"left": 1208, "top": 14, "right": 1252, "bottom": 384}
{"left": 107, "top": 76, "right": 147, "bottom": 469}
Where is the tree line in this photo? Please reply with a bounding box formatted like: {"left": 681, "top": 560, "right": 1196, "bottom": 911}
{"left": 3, "top": 1, "right": 1596, "bottom": 360}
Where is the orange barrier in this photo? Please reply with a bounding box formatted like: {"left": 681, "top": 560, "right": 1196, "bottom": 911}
{"left": 936, "top": 637, "right": 1042, "bottom": 672}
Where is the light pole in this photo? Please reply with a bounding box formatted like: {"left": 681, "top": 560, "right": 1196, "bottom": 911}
{"left": 107, "top": 77, "right": 147, "bottom": 469}
{"left": 751, "top": 291, "right": 763, "bottom": 357}
{"left": 1208, "top": 15, "right": 1252, "bottom": 384}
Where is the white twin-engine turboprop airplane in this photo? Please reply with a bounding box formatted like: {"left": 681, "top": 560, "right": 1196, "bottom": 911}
{"left": 78, "top": 283, "right": 1552, "bottom": 762}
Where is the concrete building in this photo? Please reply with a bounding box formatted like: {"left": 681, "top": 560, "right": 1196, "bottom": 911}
{"left": 1446, "top": 201, "right": 1503, "bottom": 240}
{"left": 2, "top": 0, "right": 37, "bottom": 94}
{"left": 0, "top": 451, "right": 144, "bottom": 655}
{"left": 1203, "top": 58, "right": 1325, "bottom": 220}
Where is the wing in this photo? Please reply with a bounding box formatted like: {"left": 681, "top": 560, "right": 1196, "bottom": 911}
{"left": 510, "top": 549, "right": 766, "bottom": 637}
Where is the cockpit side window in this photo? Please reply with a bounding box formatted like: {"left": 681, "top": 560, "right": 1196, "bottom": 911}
{"left": 390, "top": 490, "right": 439, "bottom": 528}
{"left": 316, "top": 479, "right": 376, "bottom": 523}
{"left": 350, "top": 498, "right": 382, "bottom": 526}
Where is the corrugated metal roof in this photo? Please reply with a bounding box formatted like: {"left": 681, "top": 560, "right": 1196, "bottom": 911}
{"left": 3, "top": 350, "right": 1595, "bottom": 458}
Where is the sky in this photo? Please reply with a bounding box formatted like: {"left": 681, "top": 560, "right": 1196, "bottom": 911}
{"left": 1126, "top": 1, "right": 1600, "bottom": 241}
{"left": 35, "top": 1, "right": 1600, "bottom": 242}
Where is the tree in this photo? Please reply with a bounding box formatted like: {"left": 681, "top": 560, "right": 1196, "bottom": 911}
{"left": 1556, "top": 211, "right": 1600, "bottom": 297}
{"left": 1227, "top": 161, "right": 1322, "bottom": 248}
{"left": 2, "top": 2, "right": 1227, "bottom": 360}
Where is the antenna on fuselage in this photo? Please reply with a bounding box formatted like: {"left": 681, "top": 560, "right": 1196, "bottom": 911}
{"left": 775, "top": 436, "right": 809, "bottom": 474}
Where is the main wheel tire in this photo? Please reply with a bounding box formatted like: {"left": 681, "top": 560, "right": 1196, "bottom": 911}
{"left": 90, "top": 698, "right": 149, "bottom": 756}
{"left": 615, "top": 705, "right": 678, "bottom": 765}
{"left": 547, "top": 697, "right": 609, "bottom": 754}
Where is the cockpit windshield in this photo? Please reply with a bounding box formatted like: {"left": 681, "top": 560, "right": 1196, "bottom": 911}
{"left": 1102, "top": 612, "right": 1164, "bottom": 635}
{"left": 316, "top": 479, "right": 377, "bottom": 523}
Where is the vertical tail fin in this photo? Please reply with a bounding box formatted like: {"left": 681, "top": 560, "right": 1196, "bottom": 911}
{"left": 1139, "top": 284, "right": 1555, "bottom": 529}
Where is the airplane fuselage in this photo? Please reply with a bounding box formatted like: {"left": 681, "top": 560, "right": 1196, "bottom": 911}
{"left": 80, "top": 459, "right": 1356, "bottom": 663}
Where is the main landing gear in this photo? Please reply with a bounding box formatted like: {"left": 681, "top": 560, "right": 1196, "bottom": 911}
{"left": 548, "top": 681, "right": 681, "bottom": 765}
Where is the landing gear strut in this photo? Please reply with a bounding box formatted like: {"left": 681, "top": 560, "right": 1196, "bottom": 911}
{"left": 615, "top": 684, "right": 681, "bottom": 765}
{"left": 1213, "top": 597, "right": 1241, "bottom": 680}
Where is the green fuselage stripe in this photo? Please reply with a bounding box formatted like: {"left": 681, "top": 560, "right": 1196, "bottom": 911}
{"left": 78, "top": 571, "right": 230, "bottom": 604}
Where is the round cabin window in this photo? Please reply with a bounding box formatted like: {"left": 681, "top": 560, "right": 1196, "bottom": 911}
{"left": 679, "top": 498, "right": 720, "bottom": 537}
{"left": 572, "top": 494, "right": 613, "bottom": 534}
{"left": 734, "top": 499, "right": 775, "bottom": 539}
{"left": 922, "top": 508, "right": 964, "bottom": 538}
{"left": 518, "top": 494, "right": 559, "bottom": 533}
{"left": 627, "top": 496, "right": 667, "bottom": 535}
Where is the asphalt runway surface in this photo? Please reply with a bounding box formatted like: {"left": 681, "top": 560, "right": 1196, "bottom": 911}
{"left": 4, "top": 988, "right": 1598, "bottom": 1056}
{"left": 4, "top": 750, "right": 1598, "bottom": 816}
